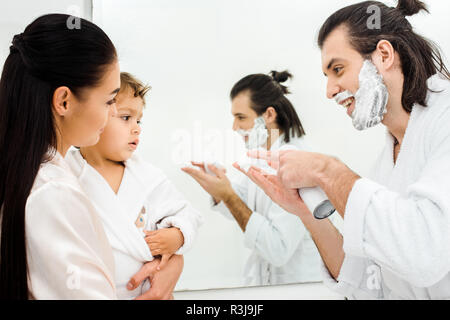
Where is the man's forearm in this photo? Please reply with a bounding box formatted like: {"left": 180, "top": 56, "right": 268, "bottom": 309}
{"left": 300, "top": 213, "right": 345, "bottom": 279}
{"left": 222, "top": 192, "right": 252, "bottom": 232}
{"left": 317, "top": 156, "right": 360, "bottom": 218}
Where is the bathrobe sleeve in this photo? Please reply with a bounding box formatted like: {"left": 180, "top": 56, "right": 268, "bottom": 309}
{"left": 26, "top": 182, "right": 117, "bottom": 299}
{"left": 343, "top": 108, "right": 450, "bottom": 288}
{"left": 213, "top": 174, "right": 307, "bottom": 267}
{"left": 150, "top": 178, "right": 204, "bottom": 255}
{"left": 320, "top": 255, "right": 386, "bottom": 299}
{"left": 243, "top": 200, "right": 308, "bottom": 267}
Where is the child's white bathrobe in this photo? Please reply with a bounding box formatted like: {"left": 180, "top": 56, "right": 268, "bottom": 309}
{"left": 322, "top": 74, "right": 450, "bottom": 299}
{"left": 65, "top": 150, "right": 203, "bottom": 299}
{"left": 26, "top": 150, "right": 117, "bottom": 299}
{"left": 212, "top": 135, "right": 323, "bottom": 286}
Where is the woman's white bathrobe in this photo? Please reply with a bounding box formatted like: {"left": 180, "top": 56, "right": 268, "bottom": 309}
{"left": 213, "top": 135, "right": 322, "bottom": 286}
{"left": 26, "top": 150, "right": 117, "bottom": 299}
{"left": 322, "top": 74, "right": 450, "bottom": 299}
{"left": 65, "top": 150, "right": 203, "bottom": 299}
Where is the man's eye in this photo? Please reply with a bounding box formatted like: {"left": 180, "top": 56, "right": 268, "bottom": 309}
{"left": 238, "top": 117, "right": 245, "bottom": 120}
{"left": 137, "top": 120, "right": 142, "bottom": 125}
{"left": 334, "top": 66, "right": 343, "bottom": 74}
{"left": 121, "top": 116, "right": 130, "bottom": 121}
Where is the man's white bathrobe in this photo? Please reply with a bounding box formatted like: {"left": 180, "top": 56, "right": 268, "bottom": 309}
{"left": 213, "top": 135, "right": 322, "bottom": 286}
{"left": 26, "top": 150, "right": 117, "bottom": 299}
{"left": 65, "top": 150, "right": 203, "bottom": 299}
{"left": 322, "top": 74, "right": 450, "bottom": 299}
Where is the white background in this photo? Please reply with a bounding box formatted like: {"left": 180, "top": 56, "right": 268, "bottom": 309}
{"left": 1, "top": 0, "right": 449, "bottom": 298}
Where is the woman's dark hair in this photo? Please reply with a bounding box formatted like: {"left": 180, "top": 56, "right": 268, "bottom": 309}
{"left": 0, "top": 14, "right": 117, "bottom": 299}
{"left": 317, "top": 0, "right": 450, "bottom": 112}
{"left": 230, "top": 70, "right": 305, "bottom": 143}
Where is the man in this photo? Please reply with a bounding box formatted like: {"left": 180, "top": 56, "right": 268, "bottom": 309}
{"left": 237, "top": 1, "right": 450, "bottom": 299}
{"left": 182, "top": 71, "right": 322, "bottom": 286}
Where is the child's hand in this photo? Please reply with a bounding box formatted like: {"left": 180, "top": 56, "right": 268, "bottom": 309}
{"left": 144, "top": 227, "right": 184, "bottom": 270}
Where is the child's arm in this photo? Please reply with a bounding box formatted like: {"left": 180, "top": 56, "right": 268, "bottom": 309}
{"left": 144, "top": 227, "right": 184, "bottom": 270}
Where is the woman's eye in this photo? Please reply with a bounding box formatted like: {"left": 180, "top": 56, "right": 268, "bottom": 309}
{"left": 107, "top": 98, "right": 116, "bottom": 105}
{"left": 137, "top": 120, "right": 142, "bottom": 125}
{"left": 121, "top": 116, "right": 130, "bottom": 121}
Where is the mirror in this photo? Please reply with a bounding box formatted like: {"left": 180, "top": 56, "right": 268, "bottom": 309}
{"left": 91, "top": 0, "right": 450, "bottom": 291}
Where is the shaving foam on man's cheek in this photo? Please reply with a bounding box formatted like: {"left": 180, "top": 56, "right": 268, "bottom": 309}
{"left": 237, "top": 116, "right": 268, "bottom": 149}
{"left": 334, "top": 90, "right": 354, "bottom": 105}
{"left": 352, "top": 60, "right": 389, "bottom": 130}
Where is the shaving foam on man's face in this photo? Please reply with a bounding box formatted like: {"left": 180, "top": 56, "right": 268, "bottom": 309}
{"left": 236, "top": 116, "right": 268, "bottom": 149}
{"left": 334, "top": 60, "right": 389, "bottom": 130}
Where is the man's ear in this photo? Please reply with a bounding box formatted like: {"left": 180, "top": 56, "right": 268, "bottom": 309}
{"left": 264, "top": 106, "right": 278, "bottom": 125}
{"left": 52, "top": 86, "right": 71, "bottom": 117}
{"left": 373, "top": 40, "right": 396, "bottom": 71}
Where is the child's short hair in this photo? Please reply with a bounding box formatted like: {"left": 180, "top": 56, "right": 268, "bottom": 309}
{"left": 119, "top": 72, "right": 151, "bottom": 105}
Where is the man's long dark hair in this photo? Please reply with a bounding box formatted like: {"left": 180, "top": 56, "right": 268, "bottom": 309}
{"left": 0, "top": 14, "right": 117, "bottom": 299}
{"left": 318, "top": 0, "right": 450, "bottom": 112}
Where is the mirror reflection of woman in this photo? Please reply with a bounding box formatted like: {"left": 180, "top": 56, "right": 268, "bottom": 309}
{"left": 183, "top": 71, "right": 323, "bottom": 286}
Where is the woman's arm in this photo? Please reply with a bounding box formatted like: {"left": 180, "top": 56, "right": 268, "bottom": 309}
{"left": 26, "top": 183, "right": 117, "bottom": 299}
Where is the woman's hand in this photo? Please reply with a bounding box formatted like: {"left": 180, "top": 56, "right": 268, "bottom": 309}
{"left": 144, "top": 227, "right": 184, "bottom": 270}
{"left": 128, "top": 255, "right": 184, "bottom": 300}
{"left": 181, "top": 162, "right": 234, "bottom": 203}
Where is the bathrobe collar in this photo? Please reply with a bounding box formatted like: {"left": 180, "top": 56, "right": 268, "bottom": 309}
{"left": 69, "top": 150, "right": 153, "bottom": 263}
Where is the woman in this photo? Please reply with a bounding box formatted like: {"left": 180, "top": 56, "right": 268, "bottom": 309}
{"left": 241, "top": 0, "right": 450, "bottom": 299}
{"left": 0, "top": 14, "right": 182, "bottom": 299}
{"left": 182, "top": 71, "right": 322, "bottom": 286}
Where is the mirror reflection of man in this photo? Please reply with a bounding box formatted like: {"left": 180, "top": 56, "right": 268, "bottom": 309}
{"left": 182, "top": 71, "right": 322, "bottom": 286}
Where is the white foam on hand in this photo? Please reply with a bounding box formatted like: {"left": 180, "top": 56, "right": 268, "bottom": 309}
{"left": 181, "top": 162, "right": 200, "bottom": 170}
{"left": 236, "top": 155, "right": 277, "bottom": 176}
{"left": 204, "top": 162, "right": 225, "bottom": 176}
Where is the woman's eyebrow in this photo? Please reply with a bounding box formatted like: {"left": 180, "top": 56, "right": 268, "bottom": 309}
{"left": 110, "top": 88, "right": 120, "bottom": 95}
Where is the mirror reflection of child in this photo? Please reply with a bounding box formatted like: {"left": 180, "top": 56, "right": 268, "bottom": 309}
{"left": 65, "top": 72, "right": 203, "bottom": 299}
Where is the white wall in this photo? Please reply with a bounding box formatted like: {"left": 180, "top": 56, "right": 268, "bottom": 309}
{"left": 0, "top": 0, "right": 92, "bottom": 67}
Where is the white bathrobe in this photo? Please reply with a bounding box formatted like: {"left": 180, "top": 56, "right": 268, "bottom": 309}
{"left": 322, "top": 74, "right": 450, "bottom": 299}
{"left": 26, "top": 150, "right": 116, "bottom": 299}
{"left": 65, "top": 150, "right": 203, "bottom": 299}
{"left": 213, "top": 135, "right": 323, "bottom": 286}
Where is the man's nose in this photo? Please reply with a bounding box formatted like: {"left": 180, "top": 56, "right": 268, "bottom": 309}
{"left": 232, "top": 119, "right": 238, "bottom": 131}
{"left": 326, "top": 80, "right": 341, "bottom": 100}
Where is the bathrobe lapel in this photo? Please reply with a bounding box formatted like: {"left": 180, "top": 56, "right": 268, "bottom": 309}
{"left": 76, "top": 155, "right": 153, "bottom": 263}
